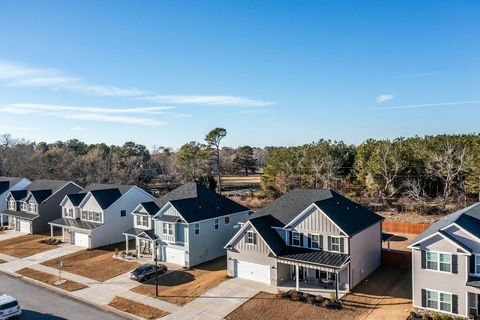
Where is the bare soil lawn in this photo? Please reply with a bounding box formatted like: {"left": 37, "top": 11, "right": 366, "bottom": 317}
{"left": 17, "top": 267, "right": 87, "bottom": 292}
{"left": 226, "top": 267, "right": 411, "bottom": 320}
{"left": 42, "top": 243, "right": 139, "bottom": 282}
{"left": 0, "top": 235, "right": 59, "bottom": 258}
{"left": 131, "top": 257, "right": 227, "bottom": 306}
{"left": 382, "top": 232, "right": 417, "bottom": 252}
{"left": 109, "top": 296, "right": 169, "bottom": 319}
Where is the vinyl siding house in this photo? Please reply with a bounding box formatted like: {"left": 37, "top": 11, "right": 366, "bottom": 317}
{"left": 409, "top": 203, "right": 480, "bottom": 319}
{"left": 0, "top": 177, "right": 31, "bottom": 224}
{"left": 1, "top": 180, "right": 82, "bottom": 234}
{"left": 123, "top": 183, "right": 250, "bottom": 267}
{"left": 225, "top": 189, "right": 383, "bottom": 298}
{"left": 49, "top": 184, "right": 155, "bottom": 248}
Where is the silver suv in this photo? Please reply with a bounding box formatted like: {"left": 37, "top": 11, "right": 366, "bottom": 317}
{"left": 0, "top": 294, "right": 21, "bottom": 320}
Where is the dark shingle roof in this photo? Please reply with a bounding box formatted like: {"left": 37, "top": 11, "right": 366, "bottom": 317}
{"left": 278, "top": 246, "right": 350, "bottom": 268}
{"left": 153, "top": 183, "right": 249, "bottom": 223}
{"left": 89, "top": 188, "right": 122, "bottom": 210}
{"left": 9, "top": 190, "right": 28, "bottom": 201}
{"left": 1, "top": 210, "right": 38, "bottom": 220}
{"left": 29, "top": 190, "right": 53, "bottom": 203}
{"left": 27, "top": 180, "right": 72, "bottom": 194}
{"left": 249, "top": 215, "right": 285, "bottom": 256}
{"left": 0, "top": 181, "right": 10, "bottom": 195}
{"left": 123, "top": 228, "right": 158, "bottom": 240}
{"left": 157, "top": 215, "right": 182, "bottom": 223}
{"left": 49, "top": 217, "right": 102, "bottom": 230}
{"left": 0, "top": 177, "right": 24, "bottom": 194}
{"left": 412, "top": 202, "right": 480, "bottom": 245}
{"left": 254, "top": 189, "right": 383, "bottom": 236}
{"left": 66, "top": 193, "right": 87, "bottom": 206}
{"left": 83, "top": 183, "right": 133, "bottom": 195}
{"left": 139, "top": 202, "right": 160, "bottom": 216}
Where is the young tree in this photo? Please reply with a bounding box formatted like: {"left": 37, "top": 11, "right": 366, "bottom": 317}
{"left": 205, "top": 128, "right": 227, "bottom": 193}
{"left": 176, "top": 141, "right": 211, "bottom": 183}
{"left": 234, "top": 146, "right": 257, "bottom": 176}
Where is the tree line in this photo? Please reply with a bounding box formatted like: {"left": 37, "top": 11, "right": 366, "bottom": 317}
{"left": 2, "top": 131, "right": 480, "bottom": 214}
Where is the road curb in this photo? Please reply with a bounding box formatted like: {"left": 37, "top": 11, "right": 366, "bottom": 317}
{"left": 0, "top": 269, "right": 141, "bottom": 320}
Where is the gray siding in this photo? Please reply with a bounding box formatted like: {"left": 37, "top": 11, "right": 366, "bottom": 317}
{"left": 349, "top": 222, "right": 382, "bottom": 288}
{"left": 412, "top": 235, "right": 479, "bottom": 317}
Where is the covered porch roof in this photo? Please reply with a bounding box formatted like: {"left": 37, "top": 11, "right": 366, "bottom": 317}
{"left": 49, "top": 217, "right": 101, "bottom": 231}
{"left": 277, "top": 246, "right": 350, "bottom": 269}
{"left": 0, "top": 210, "right": 38, "bottom": 221}
{"left": 123, "top": 228, "right": 158, "bottom": 240}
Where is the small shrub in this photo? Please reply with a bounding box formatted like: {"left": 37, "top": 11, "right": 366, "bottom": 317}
{"left": 276, "top": 289, "right": 285, "bottom": 298}
{"left": 115, "top": 248, "right": 119, "bottom": 256}
{"left": 290, "top": 290, "right": 301, "bottom": 301}
{"left": 329, "top": 292, "right": 338, "bottom": 302}
{"left": 305, "top": 294, "right": 315, "bottom": 305}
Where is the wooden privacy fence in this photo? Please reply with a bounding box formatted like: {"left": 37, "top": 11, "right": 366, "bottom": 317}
{"left": 381, "top": 249, "right": 412, "bottom": 270}
{"left": 382, "top": 221, "right": 430, "bottom": 235}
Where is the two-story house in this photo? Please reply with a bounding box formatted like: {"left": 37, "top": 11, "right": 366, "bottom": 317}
{"left": 225, "top": 188, "right": 383, "bottom": 298}
{"left": 49, "top": 183, "right": 155, "bottom": 248}
{"left": 0, "top": 177, "right": 31, "bottom": 225}
{"left": 1, "top": 179, "right": 82, "bottom": 234}
{"left": 409, "top": 203, "right": 480, "bottom": 318}
{"left": 123, "top": 183, "right": 250, "bottom": 267}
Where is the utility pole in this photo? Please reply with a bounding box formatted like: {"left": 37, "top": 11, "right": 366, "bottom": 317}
{"left": 155, "top": 242, "right": 159, "bottom": 297}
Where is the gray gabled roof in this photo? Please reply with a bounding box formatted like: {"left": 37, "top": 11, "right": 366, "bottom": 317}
{"left": 412, "top": 202, "right": 480, "bottom": 245}
{"left": 254, "top": 188, "right": 383, "bottom": 236}
{"left": 49, "top": 217, "right": 102, "bottom": 230}
{"left": 8, "top": 179, "right": 72, "bottom": 203}
{"left": 66, "top": 183, "right": 135, "bottom": 209}
{"left": 89, "top": 188, "right": 123, "bottom": 210}
{"left": 153, "top": 183, "right": 250, "bottom": 223}
{"left": 0, "top": 177, "right": 24, "bottom": 194}
{"left": 249, "top": 215, "right": 285, "bottom": 256}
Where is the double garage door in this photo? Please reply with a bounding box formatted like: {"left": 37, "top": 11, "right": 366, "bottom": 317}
{"left": 234, "top": 259, "right": 271, "bottom": 284}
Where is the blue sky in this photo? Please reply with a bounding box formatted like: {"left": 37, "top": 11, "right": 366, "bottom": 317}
{"left": 0, "top": 0, "right": 479, "bottom": 149}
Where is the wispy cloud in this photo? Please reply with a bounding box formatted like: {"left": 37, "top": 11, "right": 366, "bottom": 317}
{"left": 70, "top": 126, "right": 86, "bottom": 131}
{"left": 395, "top": 72, "right": 437, "bottom": 79}
{"left": 376, "top": 94, "right": 394, "bottom": 103}
{"left": 143, "top": 95, "right": 275, "bottom": 107}
{"left": 0, "top": 60, "right": 147, "bottom": 97}
{"left": 0, "top": 103, "right": 168, "bottom": 126}
{"left": 377, "top": 100, "right": 480, "bottom": 110}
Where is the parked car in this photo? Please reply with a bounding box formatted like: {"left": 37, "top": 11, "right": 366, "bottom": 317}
{"left": 130, "top": 264, "right": 167, "bottom": 282}
{"left": 0, "top": 294, "right": 21, "bottom": 320}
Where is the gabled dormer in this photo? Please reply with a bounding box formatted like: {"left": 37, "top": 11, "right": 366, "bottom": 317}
{"left": 153, "top": 202, "right": 186, "bottom": 244}
{"left": 60, "top": 193, "right": 86, "bottom": 219}
{"left": 132, "top": 201, "right": 159, "bottom": 230}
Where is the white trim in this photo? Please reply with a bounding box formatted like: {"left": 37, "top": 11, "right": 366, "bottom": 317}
{"left": 329, "top": 235, "right": 343, "bottom": 253}
{"left": 224, "top": 221, "right": 253, "bottom": 248}
{"left": 442, "top": 222, "right": 480, "bottom": 243}
{"left": 246, "top": 230, "right": 256, "bottom": 245}
{"left": 309, "top": 233, "right": 321, "bottom": 250}
{"left": 153, "top": 201, "right": 188, "bottom": 222}
{"left": 284, "top": 203, "right": 348, "bottom": 236}
{"left": 291, "top": 231, "right": 302, "bottom": 247}
{"left": 425, "top": 250, "right": 453, "bottom": 274}
{"left": 42, "top": 181, "right": 82, "bottom": 204}
{"left": 408, "top": 230, "right": 471, "bottom": 255}
{"left": 422, "top": 288, "right": 455, "bottom": 315}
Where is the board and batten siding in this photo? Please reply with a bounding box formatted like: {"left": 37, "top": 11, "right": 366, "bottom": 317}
{"left": 158, "top": 203, "right": 183, "bottom": 218}
{"left": 291, "top": 206, "right": 343, "bottom": 235}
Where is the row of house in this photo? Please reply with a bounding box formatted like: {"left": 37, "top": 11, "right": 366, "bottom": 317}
{"left": 2, "top": 176, "right": 476, "bottom": 318}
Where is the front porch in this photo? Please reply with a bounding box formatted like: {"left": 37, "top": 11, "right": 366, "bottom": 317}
{"left": 124, "top": 228, "right": 159, "bottom": 262}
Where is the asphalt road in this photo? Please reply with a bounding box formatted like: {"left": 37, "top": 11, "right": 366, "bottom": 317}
{"left": 0, "top": 273, "right": 129, "bottom": 320}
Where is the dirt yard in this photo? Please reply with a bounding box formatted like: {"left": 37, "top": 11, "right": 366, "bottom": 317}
{"left": 226, "top": 267, "right": 411, "bottom": 320}
{"left": 17, "top": 267, "right": 87, "bottom": 292}
{"left": 109, "top": 296, "right": 169, "bottom": 320}
{"left": 0, "top": 235, "right": 59, "bottom": 258}
{"left": 42, "top": 243, "right": 139, "bottom": 282}
{"left": 131, "top": 257, "right": 227, "bottom": 306}
{"left": 382, "top": 232, "right": 417, "bottom": 252}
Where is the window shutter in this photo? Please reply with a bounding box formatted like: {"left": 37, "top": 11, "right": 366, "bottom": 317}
{"left": 421, "top": 289, "right": 426, "bottom": 308}
{"left": 253, "top": 233, "right": 257, "bottom": 245}
{"left": 452, "top": 294, "right": 458, "bottom": 314}
{"left": 288, "top": 231, "right": 292, "bottom": 246}
{"left": 328, "top": 236, "right": 332, "bottom": 251}
{"left": 340, "top": 238, "right": 345, "bottom": 253}
{"left": 451, "top": 254, "right": 458, "bottom": 274}
{"left": 300, "top": 233, "right": 304, "bottom": 247}
{"left": 421, "top": 251, "right": 426, "bottom": 269}
{"left": 471, "top": 255, "right": 476, "bottom": 274}
{"left": 307, "top": 235, "right": 312, "bottom": 248}
{"left": 319, "top": 235, "right": 323, "bottom": 249}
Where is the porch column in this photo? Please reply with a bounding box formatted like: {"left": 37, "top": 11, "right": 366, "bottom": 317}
{"left": 335, "top": 270, "right": 339, "bottom": 301}
{"left": 50, "top": 224, "right": 53, "bottom": 238}
{"left": 62, "top": 228, "right": 65, "bottom": 242}
{"left": 151, "top": 241, "right": 155, "bottom": 261}
{"left": 136, "top": 237, "right": 139, "bottom": 258}
{"left": 387, "top": 239, "right": 391, "bottom": 251}
{"left": 125, "top": 235, "right": 129, "bottom": 253}
{"left": 295, "top": 264, "right": 299, "bottom": 291}
{"left": 0, "top": 214, "right": 3, "bottom": 227}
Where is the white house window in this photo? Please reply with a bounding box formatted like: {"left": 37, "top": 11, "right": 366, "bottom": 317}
{"left": 475, "top": 255, "right": 480, "bottom": 274}
{"left": 426, "top": 290, "right": 452, "bottom": 313}
{"left": 81, "top": 210, "right": 102, "bottom": 223}
{"left": 194, "top": 223, "right": 200, "bottom": 235}
{"left": 426, "top": 251, "right": 451, "bottom": 272}
{"left": 310, "top": 234, "right": 320, "bottom": 250}
{"left": 8, "top": 199, "right": 15, "bottom": 210}
{"left": 21, "top": 202, "right": 28, "bottom": 211}
{"left": 163, "top": 223, "right": 174, "bottom": 236}
{"left": 214, "top": 219, "right": 219, "bottom": 230}
{"left": 136, "top": 215, "right": 148, "bottom": 227}
{"left": 29, "top": 203, "right": 36, "bottom": 213}
{"left": 224, "top": 216, "right": 230, "bottom": 225}
{"left": 330, "top": 236, "right": 341, "bottom": 252}
{"left": 64, "top": 208, "right": 74, "bottom": 218}
{"left": 246, "top": 230, "right": 256, "bottom": 244}
{"left": 292, "top": 232, "right": 301, "bottom": 246}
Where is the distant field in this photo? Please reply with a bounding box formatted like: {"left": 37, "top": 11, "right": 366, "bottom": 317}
{"left": 220, "top": 175, "right": 261, "bottom": 186}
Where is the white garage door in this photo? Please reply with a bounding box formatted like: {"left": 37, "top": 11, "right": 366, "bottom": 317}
{"left": 234, "top": 259, "right": 271, "bottom": 284}
{"left": 19, "top": 220, "right": 31, "bottom": 234}
{"left": 74, "top": 232, "right": 89, "bottom": 248}
{"left": 165, "top": 247, "right": 186, "bottom": 266}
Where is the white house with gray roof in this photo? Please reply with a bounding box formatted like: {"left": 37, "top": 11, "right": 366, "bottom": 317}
{"left": 49, "top": 183, "right": 155, "bottom": 248}
{"left": 0, "top": 177, "right": 31, "bottom": 225}
{"left": 225, "top": 189, "right": 383, "bottom": 298}
{"left": 409, "top": 203, "right": 480, "bottom": 318}
{"left": 1, "top": 179, "right": 82, "bottom": 234}
{"left": 123, "top": 183, "right": 250, "bottom": 267}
